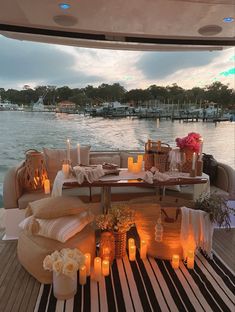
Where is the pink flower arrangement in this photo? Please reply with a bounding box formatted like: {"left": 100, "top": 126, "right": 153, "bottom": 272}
{"left": 175, "top": 132, "right": 201, "bottom": 153}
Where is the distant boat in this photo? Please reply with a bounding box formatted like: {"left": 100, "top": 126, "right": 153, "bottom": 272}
{"left": 0, "top": 96, "right": 19, "bottom": 111}
{"left": 33, "top": 96, "right": 45, "bottom": 111}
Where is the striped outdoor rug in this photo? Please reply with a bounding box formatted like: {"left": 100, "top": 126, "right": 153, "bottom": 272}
{"left": 35, "top": 250, "right": 235, "bottom": 312}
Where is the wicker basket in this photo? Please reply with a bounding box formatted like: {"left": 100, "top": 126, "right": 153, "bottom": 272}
{"left": 144, "top": 141, "right": 171, "bottom": 172}
{"left": 113, "top": 231, "right": 127, "bottom": 258}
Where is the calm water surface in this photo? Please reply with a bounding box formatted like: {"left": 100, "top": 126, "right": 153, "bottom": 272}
{"left": 0, "top": 111, "right": 234, "bottom": 205}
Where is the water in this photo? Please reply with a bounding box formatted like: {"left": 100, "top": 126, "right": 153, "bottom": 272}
{"left": 0, "top": 111, "right": 234, "bottom": 207}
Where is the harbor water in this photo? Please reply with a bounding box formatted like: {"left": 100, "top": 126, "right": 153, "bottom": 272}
{"left": 0, "top": 111, "right": 234, "bottom": 207}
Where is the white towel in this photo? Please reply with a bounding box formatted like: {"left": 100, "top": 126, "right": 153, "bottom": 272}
{"left": 73, "top": 165, "right": 104, "bottom": 184}
{"left": 144, "top": 170, "right": 170, "bottom": 184}
{"left": 180, "top": 206, "right": 214, "bottom": 259}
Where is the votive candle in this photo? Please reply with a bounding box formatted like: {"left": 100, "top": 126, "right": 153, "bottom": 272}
{"left": 128, "top": 238, "right": 135, "bottom": 250}
{"left": 77, "top": 143, "right": 81, "bottom": 165}
{"left": 84, "top": 253, "right": 91, "bottom": 276}
{"left": 102, "top": 247, "right": 110, "bottom": 261}
{"left": 128, "top": 157, "right": 133, "bottom": 172}
{"left": 79, "top": 265, "right": 87, "bottom": 285}
{"left": 102, "top": 260, "right": 110, "bottom": 276}
{"left": 66, "top": 139, "right": 71, "bottom": 162}
{"left": 62, "top": 163, "right": 70, "bottom": 178}
{"left": 172, "top": 254, "right": 180, "bottom": 269}
{"left": 129, "top": 245, "right": 136, "bottom": 261}
{"left": 94, "top": 257, "right": 102, "bottom": 281}
{"left": 187, "top": 250, "right": 195, "bottom": 269}
{"left": 44, "top": 179, "right": 50, "bottom": 194}
{"left": 192, "top": 152, "right": 196, "bottom": 170}
{"left": 140, "top": 239, "right": 147, "bottom": 260}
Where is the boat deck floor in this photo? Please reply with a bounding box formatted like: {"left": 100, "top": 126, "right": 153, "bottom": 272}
{"left": 0, "top": 228, "right": 234, "bottom": 312}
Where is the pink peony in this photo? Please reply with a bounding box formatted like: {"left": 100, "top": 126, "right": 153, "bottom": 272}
{"left": 176, "top": 132, "right": 201, "bottom": 153}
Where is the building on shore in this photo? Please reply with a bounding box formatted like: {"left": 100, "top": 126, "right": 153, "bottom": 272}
{"left": 56, "top": 100, "right": 77, "bottom": 113}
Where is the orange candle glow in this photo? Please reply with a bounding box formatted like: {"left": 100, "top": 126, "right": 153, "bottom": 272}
{"left": 187, "top": 250, "right": 195, "bottom": 269}
{"left": 44, "top": 179, "right": 50, "bottom": 194}
{"left": 102, "top": 260, "right": 110, "bottom": 276}
{"left": 140, "top": 239, "right": 147, "bottom": 260}
{"left": 137, "top": 155, "right": 143, "bottom": 171}
{"left": 129, "top": 245, "right": 136, "bottom": 261}
{"left": 172, "top": 254, "right": 180, "bottom": 269}
{"left": 84, "top": 253, "right": 91, "bottom": 276}
{"left": 132, "top": 163, "right": 139, "bottom": 173}
{"left": 94, "top": 257, "right": 102, "bottom": 281}
{"left": 128, "top": 238, "right": 135, "bottom": 250}
{"left": 79, "top": 265, "right": 87, "bottom": 285}
{"left": 128, "top": 157, "right": 133, "bottom": 171}
{"left": 62, "top": 163, "right": 70, "bottom": 178}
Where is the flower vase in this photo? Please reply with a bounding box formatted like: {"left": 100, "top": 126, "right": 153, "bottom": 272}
{"left": 53, "top": 271, "right": 77, "bottom": 300}
{"left": 113, "top": 231, "right": 127, "bottom": 258}
{"left": 181, "top": 148, "right": 196, "bottom": 173}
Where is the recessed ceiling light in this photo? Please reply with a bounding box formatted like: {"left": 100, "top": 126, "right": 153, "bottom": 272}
{"left": 198, "top": 25, "right": 222, "bottom": 36}
{"left": 223, "top": 17, "right": 234, "bottom": 23}
{"left": 59, "top": 3, "right": 71, "bottom": 10}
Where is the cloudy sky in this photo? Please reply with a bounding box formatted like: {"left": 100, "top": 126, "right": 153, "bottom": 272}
{"left": 0, "top": 35, "right": 234, "bottom": 91}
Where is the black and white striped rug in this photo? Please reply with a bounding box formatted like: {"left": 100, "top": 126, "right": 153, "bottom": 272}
{"left": 35, "top": 251, "right": 235, "bottom": 312}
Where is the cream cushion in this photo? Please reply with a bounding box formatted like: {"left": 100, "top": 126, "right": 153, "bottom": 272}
{"left": 25, "top": 196, "right": 87, "bottom": 219}
{"left": 19, "top": 211, "right": 94, "bottom": 243}
{"left": 17, "top": 223, "right": 96, "bottom": 283}
{"left": 43, "top": 146, "right": 90, "bottom": 181}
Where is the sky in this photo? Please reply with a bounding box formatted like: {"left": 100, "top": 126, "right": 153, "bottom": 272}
{"left": 0, "top": 35, "right": 234, "bottom": 91}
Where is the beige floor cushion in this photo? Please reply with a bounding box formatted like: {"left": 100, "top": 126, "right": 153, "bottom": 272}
{"left": 17, "top": 224, "right": 96, "bottom": 284}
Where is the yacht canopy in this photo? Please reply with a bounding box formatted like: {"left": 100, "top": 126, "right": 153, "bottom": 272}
{"left": 0, "top": 0, "right": 234, "bottom": 51}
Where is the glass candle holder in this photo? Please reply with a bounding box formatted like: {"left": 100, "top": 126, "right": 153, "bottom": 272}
{"left": 99, "top": 231, "right": 115, "bottom": 264}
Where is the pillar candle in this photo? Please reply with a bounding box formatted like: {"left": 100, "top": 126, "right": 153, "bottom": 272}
{"left": 77, "top": 143, "right": 81, "bottom": 165}
{"left": 140, "top": 239, "right": 147, "bottom": 260}
{"left": 62, "top": 163, "right": 70, "bottom": 178}
{"left": 44, "top": 179, "right": 50, "bottom": 194}
{"left": 66, "top": 139, "right": 71, "bottom": 162}
{"left": 199, "top": 138, "right": 203, "bottom": 161}
{"left": 102, "top": 260, "right": 110, "bottom": 276}
{"left": 129, "top": 245, "right": 136, "bottom": 261}
{"left": 128, "top": 238, "right": 135, "bottom": 250}
{"left": 132, "top": 163, "right": 139, "bottom": 173}
{"left": 128, "top": 157, "right": 133, "bottom": 171}
{"left": 102, "top": 247, "right": 110, "bottom": 261}
{"left": 172, "top": 254, "right": 180, "bottom": 269}
{"left": 187, "top": 250, "right": 195, "bottom": 269}
{"left": 84, "top": 253, "right": 91, "bottom": 276}
{"left": 79, "top": 265, "right": 87, "bottom": 285}
{"left": 94, "top": 257, "right": 102, "bottom": 281}
{"left": 137, "top": 155, "right": 143, "bottom": 171}
{"left": 192, "top": 152, "right": 196, "bottom": 170}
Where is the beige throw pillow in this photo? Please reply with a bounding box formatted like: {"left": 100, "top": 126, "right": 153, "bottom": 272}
{"left": 25, "top": 196, "right": 87, "bottom": 219}
{"left": 19, "top": 211, "right": 94, "bottom": 243}
{"left": 43, "top": 146, "right": 90, "bottom": 181}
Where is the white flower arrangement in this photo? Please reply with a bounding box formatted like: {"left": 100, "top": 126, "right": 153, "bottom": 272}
{"left": 43, "top": 248, "right": 85, "bottom": 278}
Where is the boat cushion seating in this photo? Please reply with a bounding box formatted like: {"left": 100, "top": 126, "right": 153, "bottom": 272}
{"left": 25, "top": 196, "right": 88, "bottom": 219}
{"left": 214, "top": 164, "right": 229, "bottom": 192}
{"left": 18, "top": 191, "right": 50, "bottom": 210}
{"left": 43, "top": 146, "right": 90, "bottom": 182}
{"left": 90, "top": 153, "right": 121, "bottom": 167}
{"left": 210, "top": 185, "right": 229, "bottom": 198}
{"left": 17, "top": 224, "right": 96, "bottom": 284}
{"left": 131, "top": 202, "right": 183, "bottom": 260}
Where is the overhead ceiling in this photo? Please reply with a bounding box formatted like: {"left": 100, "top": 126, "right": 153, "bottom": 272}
{"left": 0, "top": 0, "right": 234, "bottom": 51}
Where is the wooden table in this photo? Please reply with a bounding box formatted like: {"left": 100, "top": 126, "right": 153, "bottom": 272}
{"left": 63, "top": 173, "right": 208, "bottom": 213}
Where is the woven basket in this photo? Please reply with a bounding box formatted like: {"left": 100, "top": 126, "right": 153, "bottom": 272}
{"left": 113, "top": 231, "right": 127, "bottom": 258}
{"left": 144, "top": 142, "right": 171, "bottom": 172}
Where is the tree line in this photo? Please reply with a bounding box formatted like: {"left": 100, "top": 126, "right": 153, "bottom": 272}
{"left": 0, "top": 81, "right": 234, "bottom": 108}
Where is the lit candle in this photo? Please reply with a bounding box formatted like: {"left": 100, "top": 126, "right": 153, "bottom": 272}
{"left": 66, "top": 139, "right": 70, "bottom": 162}
{"left": 94, "top": 257, "right": 102, "bottom": 281}
{"left": 129, "top": 245, "right": 136, "bottom": 261}
{"left": 199, "top": 138, "right": 203, "bottom": 161}
{"left": 137, "top": 155, "right": 143, "bottom": 171}
{"left": 77, "top": 143, "right": 81, "bottom": 165}
{"left": 62, "top": 163, "right": 70, "bottom": 178}
{"left": 102, "top": 247, "right": 110, "bottom": 261}
{"left": 44, "top": 179, "right": 50, "bottom": 194}
{"left": 102, "top": 260, "right": 110, "bottom": 276}
{"left": 84, "top": 253, "right": 91, "bottom": 276}
{"left": 132, "top": 163, "right": 139, "bottom": 173}
{"left": 172, "top": 254, "right": 180, "bottom": 269}
{"left": 128, "top": 238, "right": 135, "bottom": 250}
{"left": 79, "top": 265, "right": 87, "bottom": 285}
{"left": 192, "top": 152, "right": 196, "bottom": 170}
{"left": 187, "top": 250, "right": 195, "bottom": 269}
{"left": 128, "top": 157, "right": 133, "bottom": 172}
{"left": 140, "top": 239, "right": 147, "bottom": 260}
